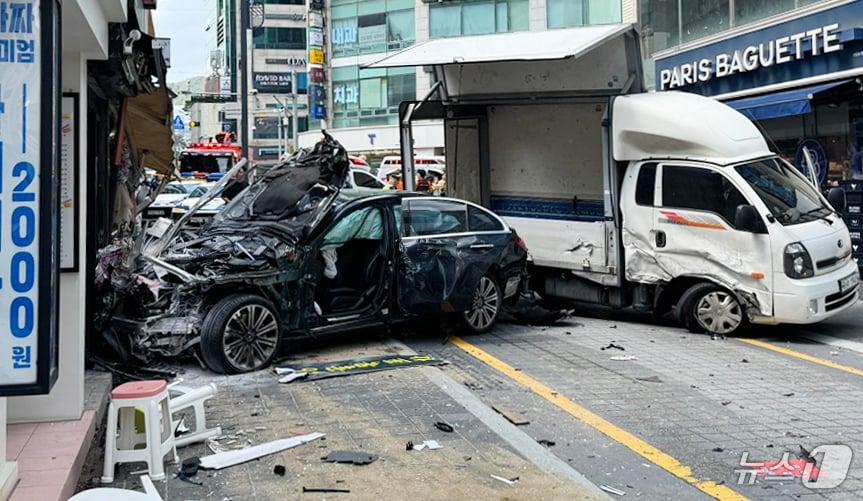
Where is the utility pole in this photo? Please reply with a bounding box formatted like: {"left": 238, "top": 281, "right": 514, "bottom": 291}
{"left": 239, "top": 0, "right": 250, "bottom": 158}
{"left": 291, "top": 70, "right": 299, "bottom": 152}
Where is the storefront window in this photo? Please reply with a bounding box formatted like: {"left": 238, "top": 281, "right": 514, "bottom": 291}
{"left": 547, "top": 0, "right": 621, "bottom": 28}
{"left": 547, "top": 0, "right": 583, "bottom": 28}
{"left": 253, "top": 27, "right": 306, "bottom": 50}
{"left": 681, "top": 0, "right": 730, "bottom": 43}
{"left": 430, "top": 0, "right": 529, "bottom": 38}
{"left": 332, "top": 66, "right": 415, "bottom": 128}
{"left": 588, "top": 0, "right": 622, "bottom": 25}
{"left": 331, "top": 0, "right": 415, "bottom": 57}
{"left": 734, "top": 0, "right": 796, "bottom": 26}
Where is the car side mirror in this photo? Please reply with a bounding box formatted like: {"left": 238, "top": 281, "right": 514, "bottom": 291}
{"left": 827, "top": 187, "right": 846, "bottom": 213}
{"left": 734, "top": 204, "right": 761, "bottom": 232}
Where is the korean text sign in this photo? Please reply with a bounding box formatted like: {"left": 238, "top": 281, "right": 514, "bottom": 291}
{"left": 0, "top": 0, "right": 60, "bottom": 395}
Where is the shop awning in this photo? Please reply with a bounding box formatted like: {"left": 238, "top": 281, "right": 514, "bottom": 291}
{"left": 725, "top": 80, "right": 851, "bottom": 121}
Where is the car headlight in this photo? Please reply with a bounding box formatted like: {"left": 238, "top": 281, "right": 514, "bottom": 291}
{"left": 172, "top": 207, "right": 188, "bottom": 215}
{"left": 784, "top": 242, "right": 814, "bottom": 279}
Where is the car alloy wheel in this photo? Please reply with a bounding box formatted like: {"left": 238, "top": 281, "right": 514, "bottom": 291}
{"left": 463, "top": 275, "right": 500, "bottom": 332}
{"left": 694, "top": 290, "right": 743, "bottom": 335}
{"left": 223, "top": 303, "right": 279, "bottom": 372}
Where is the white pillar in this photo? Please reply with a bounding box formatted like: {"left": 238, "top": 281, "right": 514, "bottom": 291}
{"left": 0, "top": 399, "right": 19, "bottom": 500}
{"left": 529, "top": 0, "right": 547, "bottom": 31}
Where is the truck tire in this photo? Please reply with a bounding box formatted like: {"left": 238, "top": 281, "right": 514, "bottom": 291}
{"left": 461, "top": 273, "right": 502, "bottom": 334}
{"left": 200, "top": 294, "right": 282, "bottom": 374}
{"left": 676, "top": 283, "right": 746, "bottom": 337}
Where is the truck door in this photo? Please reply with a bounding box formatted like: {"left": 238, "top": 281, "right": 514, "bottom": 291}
{"left": 655, "top": 163, "right": 773, "bottom": 316}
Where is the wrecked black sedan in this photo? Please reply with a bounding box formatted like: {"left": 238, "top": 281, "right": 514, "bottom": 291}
{"left": 132, "top": 135, "right": 528, "bottom": 373}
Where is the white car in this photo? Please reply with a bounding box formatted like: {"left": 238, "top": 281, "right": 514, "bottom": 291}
{"left": 145, "top": 181, "right": 202, "bottom": 219}
{"left": 172, "top": 183, "right": 226, "bottom": 224}
{"left": 346, "top": 169, "right": 385, "bottom": 189}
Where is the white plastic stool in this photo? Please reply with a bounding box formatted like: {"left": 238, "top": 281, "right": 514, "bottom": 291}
{"left": 168, "top": 383, "right": 221, "bottom": 448}
{"left": 102, "top": 380, "right": 178, "bottom": 483}
{"left": 71, "top": 475, "right": 162, "bottom": 500}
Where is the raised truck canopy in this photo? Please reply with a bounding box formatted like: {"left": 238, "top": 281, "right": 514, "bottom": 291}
{"left": 365, "top": 23, "right": 644, "bottom": 100}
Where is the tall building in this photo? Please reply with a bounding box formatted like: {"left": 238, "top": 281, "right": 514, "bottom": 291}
{"left": 299, "top": 0, "right": 636, "bottom": 165}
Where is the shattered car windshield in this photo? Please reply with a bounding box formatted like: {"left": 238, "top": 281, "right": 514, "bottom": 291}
{"left": 734, "top": 157, "right": 832, "bottom": 226}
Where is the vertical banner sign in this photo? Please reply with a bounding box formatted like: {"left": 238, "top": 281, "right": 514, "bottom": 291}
{"left": 60, "top": 94, "right": 78, "bottom": 271}
{"left": 0, "top": 0, "right": 61, "bottom": 395}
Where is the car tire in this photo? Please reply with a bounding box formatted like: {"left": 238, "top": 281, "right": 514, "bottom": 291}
{"left": 200, "top": 294, "right": 282, "bottom": 374}
{"left": 461, "top": 273, "right": 502, "bottom": 334}
{"left": 676, "top": 282, "right": 746, "bottom": 337}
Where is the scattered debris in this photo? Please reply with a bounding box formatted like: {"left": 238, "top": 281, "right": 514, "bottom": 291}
{"left": 434, "top": 421, "right": 454, "bottom": 433}
{"left": 712, "top": 447, "right": 724, "bottom": 452}
{"left": 302, "top": 487, "right": 351, "bottom": 494}
{"left": 635, "top": 375, "right": 662, "bottom": 383}
{"left": 199, "top": 433, "right": 324, "bottom": 470}
{"left": 274, "top": 354, "right": 445, "bottom": 382}
{"left": 741, "top": 358, "right": 749, "bottom": 363}
{"left": 178, "top": 457, "right": 203, "bottom": 485}
{"left": 782, "top": 392, "right": 795, "bottom": 397}
{"left": 492, "top": 405, "right": 530, "bottom": 426}
{"left": 409, "top": 440, "right": 442, "bottom": 451}
{"left": 273, "top": 465, "right": 286, "bottom": 476}
{"left": 464, "top": 382, "right": 483, "bottom": 391}
{"left": 599, "top": 485, "right": 626, "bottom": 496}
{"left": 323, "top": 451, "right": 378, "bottom": 465}
{"left": 721, "top": 401, "right": 732, "bottom": 406}
{"left": 601, "top": 342, "right": 625, "bottom": 351}
{"left": 490, "top": 474, "right": 519, "bottom": 485}
{"left": 785, "top": 431, "right": 806, "bottom": 438}
{"left": 830, "top": 351, "right": 840, "bottom": 356}
{"left": 276, "top": 368, "right": 309, "bottom": 384}
{"left": 505, "top": 292, "right": 569, "bottom": 325}
{"left": 537, "top": 439, "right": 556, "bottom": 447}
{"left": 405, "top": 440, "right": 413, "bottom": 451}
{"left": 610, "top": 355, "right": 638, "bottom": 361}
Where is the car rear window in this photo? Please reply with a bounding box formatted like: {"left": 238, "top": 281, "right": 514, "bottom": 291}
{"left": 468, "top": 205, "right": 503, "bottom": 232}
{"left": 404, "top": 199, "right": 467, "bottom": 236}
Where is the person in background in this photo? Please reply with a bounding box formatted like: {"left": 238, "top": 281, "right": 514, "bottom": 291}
{"left": 384, "top": 172, "right": 403, "bottom": 191}
{"left": 415, "top": 170, "right": 431, "bottom": 192}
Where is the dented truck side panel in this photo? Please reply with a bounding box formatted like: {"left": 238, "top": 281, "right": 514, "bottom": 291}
{"left": 621, "top": 161, "right": 774, "bottom": 317}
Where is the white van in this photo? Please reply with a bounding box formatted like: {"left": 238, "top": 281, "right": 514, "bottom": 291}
{"left": 369, "top": 24, "right": 859, "bottom": 336}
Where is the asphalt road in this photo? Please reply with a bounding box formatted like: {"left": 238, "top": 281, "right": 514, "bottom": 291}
{"left": 404, "top": 300, "right": 863, "bottom": 500}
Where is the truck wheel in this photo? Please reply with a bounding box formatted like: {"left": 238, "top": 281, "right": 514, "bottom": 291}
{"left": 461, "top": 274, "right": 502, "bottom": 334}
{"left": 676, "top": 283, "right": 746, "bottom": 336}
{"left": 200, "top": 294, "right": 281, "bottom": 374}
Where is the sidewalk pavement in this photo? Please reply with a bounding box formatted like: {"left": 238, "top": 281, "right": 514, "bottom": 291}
{"left": 77, "top": 337, "right": 601, "bottom": 500}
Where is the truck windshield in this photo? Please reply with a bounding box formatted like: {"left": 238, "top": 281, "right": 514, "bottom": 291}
{"left": 734, "top": 157, "right": 831, "bottom": 226}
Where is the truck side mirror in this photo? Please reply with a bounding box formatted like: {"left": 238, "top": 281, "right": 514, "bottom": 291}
{"left": 734, "top": 204, "right": 761, "bottom": 232}
{"left": 827, "top": 187, "right": 846, "bottom": 213}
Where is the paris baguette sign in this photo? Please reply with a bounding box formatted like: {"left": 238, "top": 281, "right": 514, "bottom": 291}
{"left": 660, "top": 23, "right": 842, "bottom": 90}
{"left": 0, "top": 0, "right": 61, "bottom": 396}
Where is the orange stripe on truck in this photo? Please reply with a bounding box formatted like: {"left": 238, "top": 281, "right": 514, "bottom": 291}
{"left": 659, "top": 210, "right": 725, "bottom": 230}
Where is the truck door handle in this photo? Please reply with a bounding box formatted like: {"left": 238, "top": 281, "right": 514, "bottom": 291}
{"left": 469, "top": 243, "right": 495, "bottom": 250}
{"left": 655, "top": 230, "right": 666, "bottom": 248}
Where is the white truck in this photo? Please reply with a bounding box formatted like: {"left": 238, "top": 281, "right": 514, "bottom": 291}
{"left": 368, "top": 24, "right": 859, "bottom": 337}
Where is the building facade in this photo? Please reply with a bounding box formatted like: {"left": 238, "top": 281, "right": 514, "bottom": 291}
{"left": 299, "top": 0, "right": 636, "bottom": 165}
{"left": 646, "top": 0, "right": 863, "bottom": 186}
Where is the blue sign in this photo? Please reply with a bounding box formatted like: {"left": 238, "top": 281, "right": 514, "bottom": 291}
{"left": 311, "top": 103, "right": 327, "bottom": 120}
{"left": 0, "top": 0, "right": 61, "bottom": 395}
{"left": 173, "top": 115, "right": 185, "bottom": 130}
{"left": 655, "top": 2, "right": 863, "bottom": 96}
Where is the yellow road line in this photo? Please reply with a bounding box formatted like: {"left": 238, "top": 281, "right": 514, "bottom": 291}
{"left": 450, "top": 336, "right": 749, "bottom": 501}
{"left": 737, "top": 338, "right": 863, "bottom": 377}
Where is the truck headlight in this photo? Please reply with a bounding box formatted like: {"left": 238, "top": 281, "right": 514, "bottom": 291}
{"left": 784, "top": 242, "right": 814, "bottom": 279}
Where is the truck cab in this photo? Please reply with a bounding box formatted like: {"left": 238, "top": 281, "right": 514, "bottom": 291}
{"left": 367, "top": 24, "right": 859, "bottom": 337}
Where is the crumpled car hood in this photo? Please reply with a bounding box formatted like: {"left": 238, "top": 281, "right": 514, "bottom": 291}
{"left": 157, "top": 132, "right": 350, "bottom": 279}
